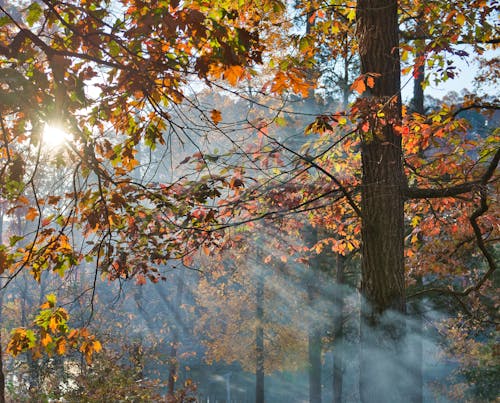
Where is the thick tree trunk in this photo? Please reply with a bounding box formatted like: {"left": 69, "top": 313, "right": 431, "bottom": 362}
{"left": 0, "top": 212, "right": 5, "bottom": 403}
{"left": 332, "top": 255, "right": 345, "bottom": 403}
{"left": 356, "top": 0, "right": 408, "bottom": 401}
{"left": 0, "top": 286, "right": 5, "bottom": 403}
{"left": 255, "top": 268, "right": 265, "bottom": 403}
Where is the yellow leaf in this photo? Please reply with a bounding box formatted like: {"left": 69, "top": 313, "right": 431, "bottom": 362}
{"left": 456, "top": 13, "right": 465, "bottom": 26}
{"left": 347, "top": 8, "right": 356, "bottom": 22}
{"left": 93, "top": 340, "right": 102, "bottom": 353}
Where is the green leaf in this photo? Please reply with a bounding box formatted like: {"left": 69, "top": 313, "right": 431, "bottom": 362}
{"left": 9, "top": 235, "right": 24, "bottom": 246}
{"left": 26, "top": 2, "right": 43, "bottom": 27}
{"left": 46, "top": 294, "right": 57, "bottom": 307}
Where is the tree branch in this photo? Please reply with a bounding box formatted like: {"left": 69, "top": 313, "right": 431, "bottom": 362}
{"left": 405, "top": 147, "right": 500, "bottom": 199}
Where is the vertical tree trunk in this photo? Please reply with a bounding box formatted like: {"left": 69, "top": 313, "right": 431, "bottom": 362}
{"left": 0, "top": 211, "right": 5, "bottom": 403}
{"left": 168, "top": 273, "right": 184, "bottom": 398}
{"left": 255, "top": 267, "right": 265, "bottom": 403}
{"left": 332, "top": 255, "right": 345, "bottom": 403}
{"left": 308, "top": 327, "right": 322, "bottom": 403}
{"left": 408, "top": 45, "right": 425, "bottom": 403}
{"left": 411, "top": 43, "right": 425, "bottom": 116}
{"left": 0, "top": 324, "right": 4, "bottom": 403}
{"left": 355, "top": 0, "right": 408, "bottom": 401}
{"left": 306, "top": 226, "right": 322, "bottom": 403}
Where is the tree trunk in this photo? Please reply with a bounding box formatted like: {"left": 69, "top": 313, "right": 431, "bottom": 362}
{"left": 306, "top": 226, "right": 322, "bottom": 403}
{"left": 168, "top": 273, "right": 184, "bottom": 398}
{"left": 332, "top": 255, "right": 345, "bottom": 403}
{"left": 0, "top": 211, "right": 5, "bottom": 403}
{"left": 408, "top": 43, "right": 425, "bottom": 403}
{"left": 410, "top": 42, "right": 425, "bottom": 115}
{"left": 356, "top": 0, "right": 408, "bottom": 401}
{"left": 0, "top": 332, "right": 4, "bottom": 403}
{"left": 308, "top": 327, "right": 322, "bottom": 403}
{"left": 255, "top": 268, "right": 265, "bottom": 403}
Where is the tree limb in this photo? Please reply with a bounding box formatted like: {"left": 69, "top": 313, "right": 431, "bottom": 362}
{"left": 405, "top": 147, "right": 500, "bottom": 199}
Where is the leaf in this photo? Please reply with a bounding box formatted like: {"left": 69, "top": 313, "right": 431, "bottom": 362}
{"left": 93, "top": 340, "right": 102, "bottom": 353}
{"left": 351, "top": 76, "right": 366, "bottom": 94}
{"left": 224, "top": 65, "right": 245, "bottom": 86}
{"left": 456, "top": 13, "right": 465, "bottom": 26}
{"left": 49, "top": 317, "right": 58, "bottom": 333}
{"left": 41, "top": 332, "right": 52, "bottom": 347}
{"left": 366, "top": 76, "right": 375, "bottom": 88}
{"left": 46, "top": 294, "right": 57, "bottom": 306}
{"left": 25, "top": 207, "right": 39, "bottom": 221}
{"left": 57, "top": 338, "right": 66, "bottom": 355}
{"left": 26, "top": 2, "right": 43, "bottom": 27}
{"left": 210, "top": 109, "right": 222, "bottom": 125}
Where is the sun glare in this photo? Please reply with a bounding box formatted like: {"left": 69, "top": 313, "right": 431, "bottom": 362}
{"left": 42, "top": 124, "right": 73, "bottom": 148}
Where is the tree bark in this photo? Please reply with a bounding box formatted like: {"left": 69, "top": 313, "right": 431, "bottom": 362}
{"left": 356, "top": 0, "right": 408, "bottom": 401}
{"left": 0, "top": 211, "right": 5, "bottom": 403}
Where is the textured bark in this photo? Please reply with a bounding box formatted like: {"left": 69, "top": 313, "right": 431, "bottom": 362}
{"left": 255, "top": 269, "right": 265, "bottom": 403}
{"left": 356, "top": 0, "right": 407, "bottom": 401}
{"left": 0, "top": 313, "right": 4, "bottom": 403}
{"left": 0, "top": 213, "right": 5, "bottom": 403}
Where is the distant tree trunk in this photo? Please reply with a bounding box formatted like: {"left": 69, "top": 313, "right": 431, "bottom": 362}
{"left": 411, "top": 43, "right": 425, "bottom": 116}
{"left": 168, "top": 273, "right": 184, "bottom": 398}
{"left": 306, "top": 226, "right": 322, "bottom": 403}
{"left": 355, "top": 1, "right": 408, "bottom": 401}
{"left": 308, "top": 327, "right": 322, "bottom": 403}
{"left": 332, "top": 255, "right": 345, "bottom": 403}
{"left": 255, "top": 266, "right": 265, "bottom": 403}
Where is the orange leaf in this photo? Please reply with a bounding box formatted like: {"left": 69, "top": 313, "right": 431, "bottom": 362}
{"left": 351, "top": 76, "right": 366, "bottom": 94}
{"left": 25, "top": 208, "right": 39, "bottom": 221}
{"left": 210, "top": 109, "right": 222, "bottom": 125}
{"left": 224, "top": 65, "right": 245, "bottom": 86}
{"left": 41, "top": 333, "right": 52, "bottom": 347}
{"left": 366, "top": 76, "right": 375, "bottom": 88}
{"left": 57, "top": 338, "right": 66, "bottom": 355}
